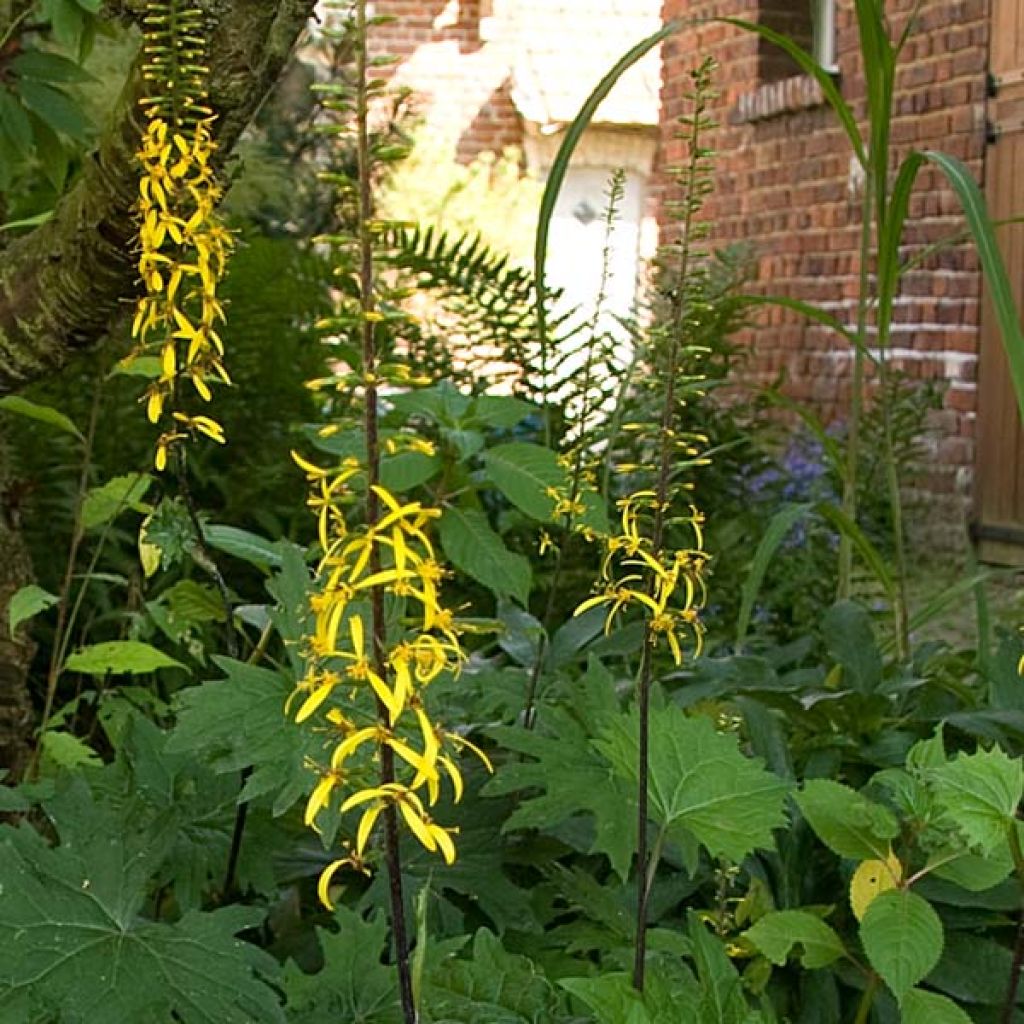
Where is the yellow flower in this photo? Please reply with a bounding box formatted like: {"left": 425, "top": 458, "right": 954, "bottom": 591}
{"left": 316, "top": 843, "right": 370, "bottom": 911}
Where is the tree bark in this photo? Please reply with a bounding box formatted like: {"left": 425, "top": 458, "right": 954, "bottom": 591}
{"left": 0, "top": 0, "right": 317, "bottom": 394}
{"left": 0, "top": 433, "right": 36, "bottom": 782}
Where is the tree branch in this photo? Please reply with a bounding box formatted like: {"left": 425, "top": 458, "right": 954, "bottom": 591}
{"left": 0, "top": 0, "right": 316, "bottom": 395}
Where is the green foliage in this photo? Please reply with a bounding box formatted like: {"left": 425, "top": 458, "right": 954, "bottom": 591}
{"left": 598, "top": 705, "right": 790, "bottom": 864}
{"left": 0, "top": 774, "right": 283, "bottom": 1023}
{"left": 860, "top": 889, "right": 943, "bottom": 1003}
{"left": 743, "top": 911, "right": 846, "bottom": 970}
{"left": 283, "top": 908, "right": 402, "bottom": 1023}
{"left": 63, "top": 639, "right": 185, "bottom": 675}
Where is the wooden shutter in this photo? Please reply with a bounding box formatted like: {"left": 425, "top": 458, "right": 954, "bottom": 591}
{"left": 975, "top": 0, "right": 1024, "bottom": 563}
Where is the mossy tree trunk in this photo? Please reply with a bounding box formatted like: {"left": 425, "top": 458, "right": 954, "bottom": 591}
{"left": 0, "top": 0, "right": 316, "bottom": 778}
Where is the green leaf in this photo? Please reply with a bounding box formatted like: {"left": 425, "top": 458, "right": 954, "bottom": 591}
{"left": 598, "top": 705, "right": 789, "bottom": 863}
{"left": 926, "top": 932, "right": 1023, "bottom": 1006}
{"left": 202, "top": 524, "right": 283, "bottom": 571}
{"left": 439, "top": 506, "right": 532, "bottom": 605}
{"left": 283, "top": 907, "right": 401, "bottom": 1023}
{"left": 0, "top": 90, "right": 32, "bottom": 157}
{"left": 736, "top": 502, "right": 812, "bottom": 645}
{"left": 9, "top": 583, "right": 58, "bottom": 633}
{"left": 64, "top": 640, "right": 183, "bottom": 676}
{"left": 0, "top": 790, "right": 284, "bottom": 1023}
{"left": 167, "top": 658, "right": 315, "bottom": 816}
{"left": 796, "top": 779, "right": 899, "bottom": 860}
{"left": 380, "top": 450, "right": 440, "bottom": 492}
{"left": 822, "top": 601, "right": 883, "bottom": 693}
{"left": 11, "top": 49, "right": 94, "bottom": 82}
{"left": 485, "top": 664, "right": 636, "bottom": 878}
{"left": 161, "top": 579, "right": 227, "bottom": 625}
{"left": 425, "top": 930, "right": 561, "bottom": 1023}
{"left": 930, "top": 746, "right": 1024, "bottom": 855}
{"left": 471, "top": 395, "right": 538, "bottom": 429}
{"left": 39, "top": 730, "right": 102, "bottom": 769}
{"left": 483, "top": 442, "right": 564, "bottom": 521}
{"left": 81, "top": 473, "right": 152, "bottom": 529}
{"left": 924, "top": 150, "right": 1024, "bottom": 425}
{"left": 689, "top": 912, "right": 756, "bottom": 1024}
{"left": 860, "top": 889, "right": 944, "bottom": 1003}
{"left": 0, "top": 394, "right": 82, "bottom": 439}
{"left": 560, "top": 975, "right": 650, "bottom": 1024}
{"left": 743, "top": 911, "right": 846, "bottom": 969}
{"left": 900, "top": 989, "right": 972, "bottom": 1024}
{"left": 16, "top": 78, "right": 89, "bottom": 140}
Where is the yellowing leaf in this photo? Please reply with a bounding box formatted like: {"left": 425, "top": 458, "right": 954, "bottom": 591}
{"left": 139, "top": 517, "right": 161, "bottom": 578}
{"left": 850, "top": 851, "right": 902, "bottom": 922}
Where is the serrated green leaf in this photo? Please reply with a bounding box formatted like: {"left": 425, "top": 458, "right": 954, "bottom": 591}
{"left": 167, "top": 658, "right": 315, "bottom": 816}
{"left": 860, "top": 889, "right": 943, "bottom": 1003}
{"left": 560, "top": 974, "right": 650, "bottom": 1024}
{"left": 39, "top": 730, "right": 101, "bottom": 769}
{"left": 900, "top": 989, "right": 972, "bottom": 1024}
{"left": 598, "top": 705, "right": 789, "bottom": 863}
{"left": 0, "top": 786, "right": 283, "bottom": 1023}
{"left": 283, "top": 908, "right": 401, "bottom": 1023}
{"left": 439, "top": 506, "right": 531, "bottom": 605}
{"left": 930, "top": 747, "right": 1024, "bottom": 855}
{"left": 796, "top": 779, "right": 899, "bottom": 860}
{"left": 424, "top": 930, "right": 560, "bottom": 1023}
{"left": 9, "top": 583, "right": 58, "bottom": 633}
{"left": 484, "top": 665, "right": 636, "bottom": 878}
{"left": 743, "top": 910, "right": 846, "bottom": 969}
{"left": 16, "top": 78, "right": 89, "bottom": 140}
{"left": 81, "top": 472, "right": 152, "bottom": 529}
{"left": 64, "top": 640, "right": 184, "bottom": 675}
{"left": 0, "top": 394, "right": 82, "bottom": 439}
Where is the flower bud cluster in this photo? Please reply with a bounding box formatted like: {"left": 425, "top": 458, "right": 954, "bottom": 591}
{"left": 129, "top": 0, "right": 232, "bottom": 471}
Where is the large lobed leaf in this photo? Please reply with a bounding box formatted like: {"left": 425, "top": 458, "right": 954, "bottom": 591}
{"left": 597, "top": 705, "right": 790, "bottom": 864}
{"left": 167, "top": 657, "right": 318, "bottom": 816}
{"left": 0, "top": 779, "right": 282, "bottom": 1024}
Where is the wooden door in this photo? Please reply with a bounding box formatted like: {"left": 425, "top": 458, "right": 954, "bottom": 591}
{"left": 976, "top": 0, "right": 1024, "bottom": 562}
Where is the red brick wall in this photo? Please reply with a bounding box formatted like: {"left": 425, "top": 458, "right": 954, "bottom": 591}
{"left": 367, "top": 0, "right": 523, "bottom": 160}
{"left": 656, "top": 0, "right": 990, "bottom": 534}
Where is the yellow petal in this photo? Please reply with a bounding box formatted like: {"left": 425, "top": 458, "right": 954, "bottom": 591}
{"left": 317, "top": 858, "right": 348, "bottom": 911}
{"left": 398, "top": 800, "right": 436, "bottom": 853}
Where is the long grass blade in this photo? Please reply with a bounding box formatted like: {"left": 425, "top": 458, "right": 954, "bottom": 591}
{"left": 722, "top": 17, "right": 865, "bottom": 167}
{"left": 925, "top": 149, "right": 1024, "bottom": 424}
{"left": 736, "top": 502, "right": 813, "bottom": 647}
{"left": 815, "top": 501, "right": 896, "bottom": 602}
{"left": 533, "top": 17, "right": 689, "bottom": 423}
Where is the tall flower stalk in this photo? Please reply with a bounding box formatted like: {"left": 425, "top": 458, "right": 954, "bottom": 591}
{"left": 289, "top": 5, "right": 488, "bottom": 1020}
{"left": 573, "top": 58, "right": 716, "bottom": 992}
